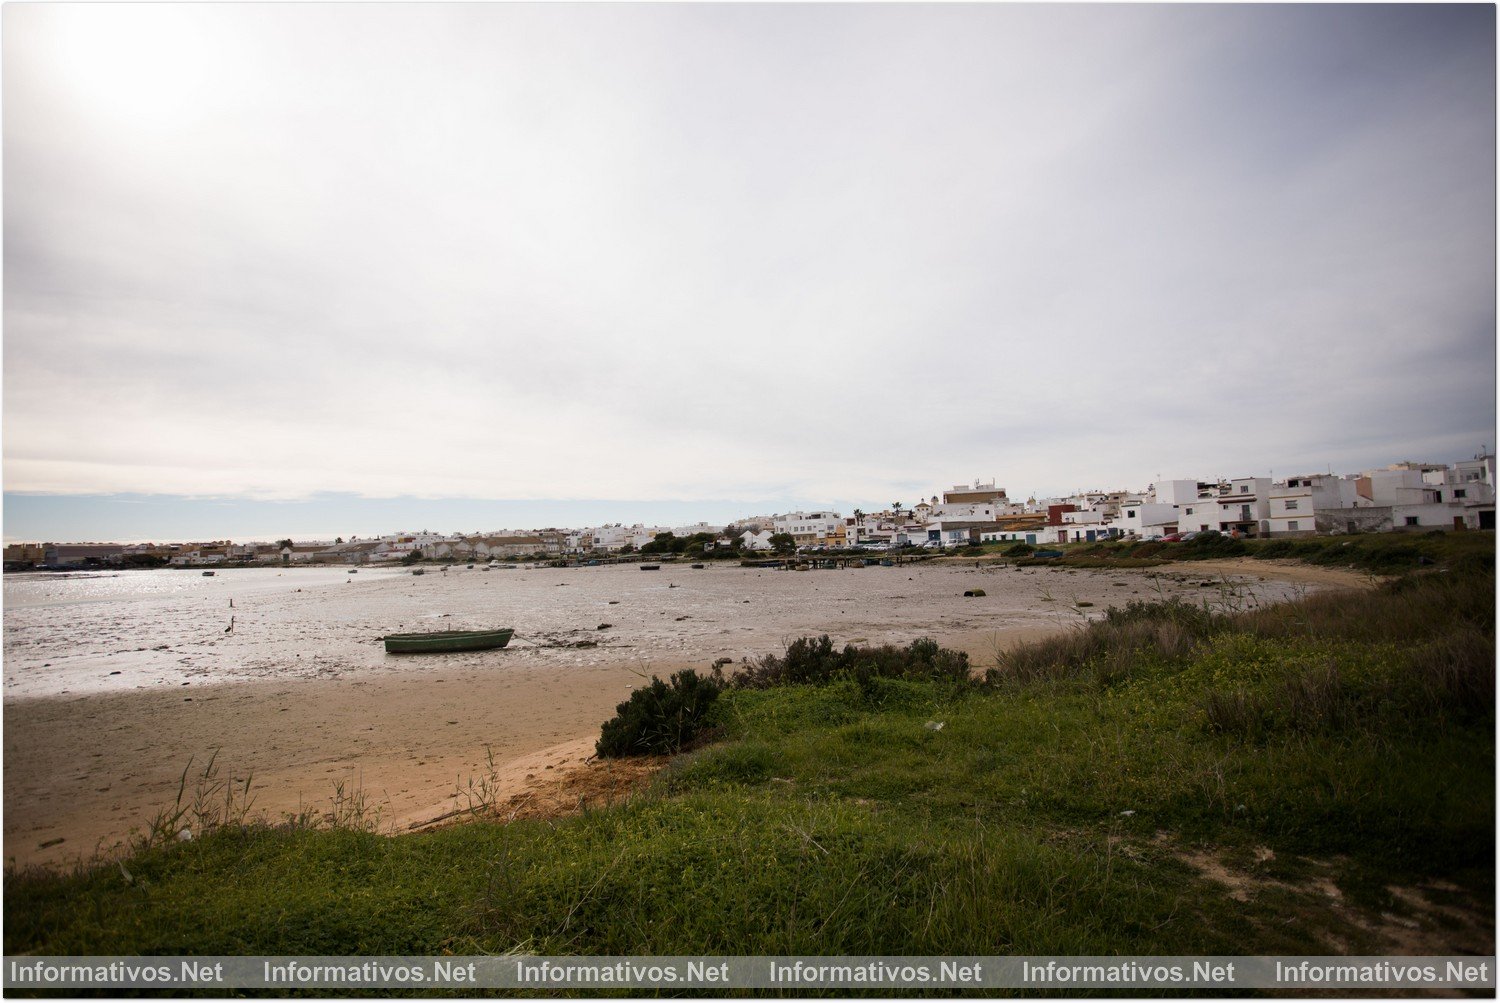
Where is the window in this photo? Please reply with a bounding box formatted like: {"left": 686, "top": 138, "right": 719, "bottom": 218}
{"left": 1185, "top": 507, "right": 1194, "bottom": 515}
{"left": 1126, "top": 509, "right": 1136, "bottom": 518}
{"left": 1288, "top": 521, "right": 1299, "bottom": 531}
{"left": 1405, "top": 516, "right": 1420, "bottom": 526}
{"left": 1455, "top": 489, "right": 1467, "bottom": 499}
{"left": 1285, "top": 500, "right": 1299, "bottom": 510}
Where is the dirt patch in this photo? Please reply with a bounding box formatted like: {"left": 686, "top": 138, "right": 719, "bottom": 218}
{"left": 1174, "top": 844, "right": 1266, "bottom": 903}
{"left": 403, "top": 739, "right": 668, "bottom": 832}
{"left": 1160, "top": 835, "right": 1493, "bottom": 956}
{"left": 1383, "top": 882, "right": 1497, "bottom": 956}
{"left": 491, "top": 754, "right": 667, "bottom": 825}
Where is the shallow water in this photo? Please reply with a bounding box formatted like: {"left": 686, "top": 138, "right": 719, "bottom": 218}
{"left": 3, "top": 561, "right": 1308, "bottom": 700}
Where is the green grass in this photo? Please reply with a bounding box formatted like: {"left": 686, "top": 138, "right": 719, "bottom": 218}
{"left": 1009, "top": 527, "right": 1494, "bottom": 575}
{"left": 6, "top": 561, "right": 1494, "bottom": 965}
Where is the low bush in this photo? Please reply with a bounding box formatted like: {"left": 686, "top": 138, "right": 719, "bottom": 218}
{"left": 1406, "top": 627, "right": 1495, "bottom": 721}
{"left": 1003, "top": 542, "right": 1034, "bottom": 557}
{"left": 597, "top": 669, "right": 722, "bottom": 757}
{"left": 1178, "top": 530, "right": 1248, "bottom": 559}
{"left": 737, "top": 636, "right": 971, "bottom": 690}
{"left": 988, "top": 599, "right": 1210, "bottom": 688}
{"left": 1253, "top": 539, "right": 1295, "bottom": 559}
{"left": 1202, "top": 662, "right": 1366, "bottom": 740}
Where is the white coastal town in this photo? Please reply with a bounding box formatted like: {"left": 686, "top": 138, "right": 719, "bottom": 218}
{"left": 9, "top": 454, "right": 1494, "bottom": 569}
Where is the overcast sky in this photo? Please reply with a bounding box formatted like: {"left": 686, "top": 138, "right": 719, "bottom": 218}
{"left": 4, "top": 4, "right": 1494, "bottom": 541}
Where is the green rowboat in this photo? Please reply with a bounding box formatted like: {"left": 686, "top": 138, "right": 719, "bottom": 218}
{"left": 382, "top": 628, "right": 514, "bottom": 654}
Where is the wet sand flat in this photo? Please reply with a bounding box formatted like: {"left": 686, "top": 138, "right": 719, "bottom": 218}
{"left": 4, "top": 559, "right": 1357, "bottom": 867}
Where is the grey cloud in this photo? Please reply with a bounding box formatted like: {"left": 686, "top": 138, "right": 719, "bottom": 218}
{"left": 4, "top": 4, "right": 1492, "bottom": 508}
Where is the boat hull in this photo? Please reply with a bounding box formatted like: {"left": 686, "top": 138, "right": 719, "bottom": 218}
{"left": 383, "top": 628, "right": 514, "bottom": 654}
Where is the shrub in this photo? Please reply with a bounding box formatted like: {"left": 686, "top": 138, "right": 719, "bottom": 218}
{"left": 1003, "top": 542, "right": 1034, "bottom": 557}
{"left": 1202, "top": 687, "right": 1262, "bottom": 739}
{"left": 986, "top": 597, "right": 1223, "bottom": 687}
{"left": 737, "top": 636, "right": 971, "bottom": 690}
{"left": 1253, "top": 540, "right": 1294, "bottom": 559}
{"left": 596, "top": 669, "right": 722, "bottom": 758}
{"left": 1179, "top": 530, "right": 1247, "bottom": 559}
{"left": 1200, "top": 661, "right": 1363, "bottom": 740}
{"left": 1407, "top": 627, "right": 1495, "bottom": 720}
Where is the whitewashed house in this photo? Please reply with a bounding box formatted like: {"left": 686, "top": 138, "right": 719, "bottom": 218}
{"left": 1054, "top": 508, "right": 1114, "bottom": 544}
{"left": 1268, "top": 475, "right": 1361, "bottom": 537}
{"left": 585, "top": 526, "right": 634, "bottom": 552}
{"left": 1179, "top": 477, "right": 1271, "bottom": 536}
{"left": 740, "top": 529, "right": 775, "bottom": 551}
{"left": 1342, "top": 461, "right": 1497, "bottom": 531}
{"left": 1449, "top": 455, "right": 1497, "bottom": 529}
{"left": 774, "top": 512, "right": 844, "bottom": 547}
{"left": 1113, "top": 498, "right": 1182, "bottom": 540}
{"left": 629, "top": 526, "right": 673, "bottom": 549}
{"left": 979, "top": 515, "right": 1051, "bottom": 544}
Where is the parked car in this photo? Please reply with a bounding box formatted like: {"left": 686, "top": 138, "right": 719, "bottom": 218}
{"left": 1161, "top": 533, "right": 1184, "bottom": 542}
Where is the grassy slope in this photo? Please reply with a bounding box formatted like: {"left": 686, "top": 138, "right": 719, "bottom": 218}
{"left": 5, "top": 539, "right": 1494, "bottom": 960}
{"left": 995, "top": 527, "right": 1494, "bottom": 575}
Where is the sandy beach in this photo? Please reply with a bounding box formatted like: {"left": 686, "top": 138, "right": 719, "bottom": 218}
{"left": 4, "top": 558, "right": 1371, "bottom": 868}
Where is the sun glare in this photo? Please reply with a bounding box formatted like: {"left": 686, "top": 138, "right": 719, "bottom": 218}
{"left": 39, "top": 5, "right": 243, "bottom": 129}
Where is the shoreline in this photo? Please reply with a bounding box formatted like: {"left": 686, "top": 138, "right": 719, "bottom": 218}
{"left": 3, "top": 558, "right": 1374, "bottom": 869}
{"left": 3, "top": 660, "right": 661, "bottom": 869}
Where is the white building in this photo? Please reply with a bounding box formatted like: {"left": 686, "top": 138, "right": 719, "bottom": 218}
{"left": 1151, "top": 480, "right": 1202, "bottom": 507}
{"left": 932, "top": 501, "right": 998, "bottom": 521}
{"left": 1268, "top": 474, "right": 1361, "bottom": 537}
{"left": 739, "top": 529, "right": 775, "bottom": 551}
{"left": 1449, "top": 456, "right": 1497, "bottom": 530}
{"left": 1352, "top": 461, "right": 1496, "bottom": 531}
{"left": 941, "top": 480, "right": 1009, "bottom": 507}
{"left": 629, "top": 526, "right": 674, "bottom": 549}
{"left": 1179, "top": 477, "right": 1271, "bottom": 536}
{"left": 1113, "top": 498, "right": 1182, "bottom": 540}
{"left": 773, "top": 511, "right": 844, "bottom": 547}
{"left": 577, "top": 524, "right": 671, "bottom": 551}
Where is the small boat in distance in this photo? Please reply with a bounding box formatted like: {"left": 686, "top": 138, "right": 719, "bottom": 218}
{"left": 639, "top": 564, "right": 661, "bottom": 571}
{"left": 202, "top": 571, "right": 216, "bottom": 576}
{"left": 690, "top": 563, "right": 705, "bottom": 569}
{"left": 348, "top": 568, "right": 358, "bottom": 573}
{"left": 412, "top": 568, "right": 425, "bottom": 575}
{"left": 383, "top": 628, "right": 514, "bottom": 654}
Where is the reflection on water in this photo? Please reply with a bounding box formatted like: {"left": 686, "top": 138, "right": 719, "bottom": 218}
{"left": 3, "top": 562, "right": 1309, "bottom": 699}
